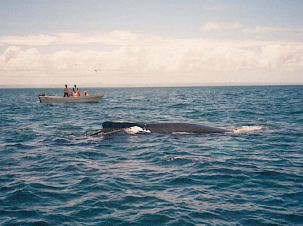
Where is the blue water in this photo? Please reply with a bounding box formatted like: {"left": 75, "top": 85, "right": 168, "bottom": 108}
{"left": 1, "top": 86, "right": 303, "bottom": 225}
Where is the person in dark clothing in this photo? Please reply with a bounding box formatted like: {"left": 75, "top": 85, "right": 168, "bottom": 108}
{"left": 63, "top": 84, "right": 69, "bottom": 97}
{"left": 73, "top": 84, "right": 77, "bottom": 94}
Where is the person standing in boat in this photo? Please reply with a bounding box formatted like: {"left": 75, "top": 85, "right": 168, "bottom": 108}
{"left": 63, "top": 84, "right": 69, "bottom": 97}
{"left": 73, "top": 84, "right": 77, "bottom": 94}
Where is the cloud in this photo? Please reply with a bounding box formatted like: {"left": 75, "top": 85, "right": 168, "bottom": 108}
{"left": 0, "top": 31, "right": 143, "bottom": 47}
{"left": 0, "top": 35, "right": 57, "bottom": 46}
{"left": 244, "top": 26, "right": 303, "bottom": 34}
{"left": 200, "top": 21, "right": 242, "bottom": 31}
{"left": 200, "top": 21, "right": 303, "bottom": 35}
{"left": 1, "top": 31, "right": 303, "bottom": 86}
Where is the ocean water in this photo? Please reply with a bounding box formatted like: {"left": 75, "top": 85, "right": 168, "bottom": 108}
{"left": 0, "top": 86, "right": 303, "bottom": 225}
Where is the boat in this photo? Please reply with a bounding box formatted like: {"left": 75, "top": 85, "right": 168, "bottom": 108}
{"left": 38, "top": 93, "right": 104, "bottom": 103}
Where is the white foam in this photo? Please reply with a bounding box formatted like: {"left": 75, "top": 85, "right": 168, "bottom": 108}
{"left": 232, "top": 125, "right": 264, "bottom": 134}
{"left": 171, "top": 132, "right": 195, "bottom": 135}
{"left": 124, "top": 126, "right": 151, "bottom": 134}
{"left": 166, "top": 156, "right": 189, "bottom": 161}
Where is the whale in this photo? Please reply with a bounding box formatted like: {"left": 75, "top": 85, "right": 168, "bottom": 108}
{"left": 89, "top": 121, "right": 229, "bottom": 135}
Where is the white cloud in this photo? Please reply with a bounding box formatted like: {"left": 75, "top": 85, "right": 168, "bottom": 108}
{"left": 200, "top": 21, "right": 303, "bottom": 36}
{"left": 1, "top": 31, "right": 303, "bottom": 86}
{"left": 0, "top": 31, "right": 143, "bottom": 47}
{"left": 200, "top": 21, "right": 242, "bottom": 31}
{"left": 0, "top": 35, "right": 57, "bottom": 46}
{"left": 244, "top": 26, "right": 303, "bottom": 34}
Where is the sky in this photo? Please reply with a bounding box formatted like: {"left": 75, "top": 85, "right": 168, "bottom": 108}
{"left": 1, "top": 0, "right": 303, "bottom": 87}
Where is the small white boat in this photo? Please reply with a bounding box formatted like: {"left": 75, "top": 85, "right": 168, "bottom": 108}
{"left": 38, "top": 93, "right": 104, "bottom": 103}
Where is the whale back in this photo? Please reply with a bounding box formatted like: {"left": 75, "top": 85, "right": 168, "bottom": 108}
{"left": 102, "top": 121, "right": 228, "bottom": 133}
{"left": 145, "top": 123, "right": 227, "bottom": 133}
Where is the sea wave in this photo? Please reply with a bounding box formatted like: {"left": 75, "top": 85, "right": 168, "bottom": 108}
{"left": 231, "top": 125, "right": 264, "bottom": 133}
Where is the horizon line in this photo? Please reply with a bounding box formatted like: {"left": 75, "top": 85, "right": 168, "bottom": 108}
{"left": 1, "top": 82, "right": 303, "bottom": 89}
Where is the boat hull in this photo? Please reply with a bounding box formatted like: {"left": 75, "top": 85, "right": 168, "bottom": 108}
{"left": 39, "top": 93, "right": 104, "bottom": 103}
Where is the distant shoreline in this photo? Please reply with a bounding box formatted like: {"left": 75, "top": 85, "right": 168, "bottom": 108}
{"left": 1, "top": 83, "right": 302, "bottom": 89}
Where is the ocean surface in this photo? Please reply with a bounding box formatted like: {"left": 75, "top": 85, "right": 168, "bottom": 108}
{"left": 0, "top": 86, "right": 303, "bottom": 225}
